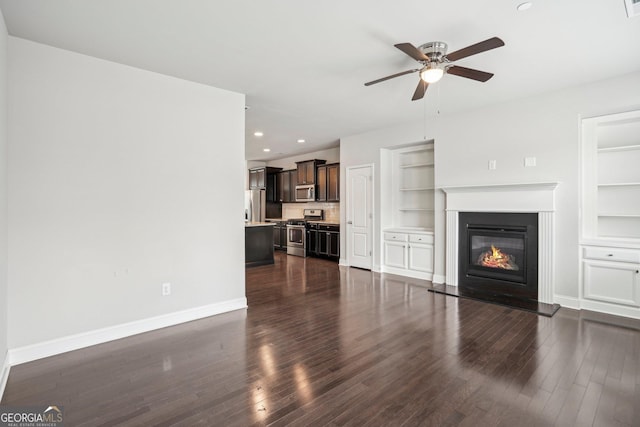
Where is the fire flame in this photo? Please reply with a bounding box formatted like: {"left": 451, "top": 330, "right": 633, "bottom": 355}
{"left": 478, "top": 245, "right": 519, "bottom": 270}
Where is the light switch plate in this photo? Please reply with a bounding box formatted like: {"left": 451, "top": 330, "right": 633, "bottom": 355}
{"left": 488, "top": 160, "right": 497, "bottom": 170}
{"left": 524, "top": 157, "right": 536, "bottom": 167}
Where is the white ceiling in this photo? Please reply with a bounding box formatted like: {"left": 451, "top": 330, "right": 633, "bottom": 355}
{"left": 1, "top": 0, "right": 639, "bottom": 161}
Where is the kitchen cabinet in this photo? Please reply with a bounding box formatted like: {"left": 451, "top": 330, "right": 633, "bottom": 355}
{"left": 249, "top": 167, "right": 282, "bottom": 191}
{"left": 277, "top": 169, "right": 297, "bottom": 203}
{"left": 296, "top": 159, "right": 325, "bottom": 185}
{"left": 245, "top": 223, "right": 275, "bottom": 268}
{"left": 382, "top": 230, "right": 434, "bottom": 280}
{"left": 307, "top": 223, "right": 339, "bottom": 260}
{"left": 316, "top": 163, "right": 340, "bottom": 202}
{"left": 249, "top": 168, "right": 265, "bottom": 189}
{"left": 269, "top": 220, "right": 287, "bottom": 250}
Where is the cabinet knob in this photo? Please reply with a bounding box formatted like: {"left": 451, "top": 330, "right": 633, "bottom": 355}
{"left": 607, "top": 254, "right": 614, "bottom": 257}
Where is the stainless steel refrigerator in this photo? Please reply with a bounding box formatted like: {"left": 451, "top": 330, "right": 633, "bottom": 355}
{"left": 245, "top": 189, "right": 266, "bottom": 222}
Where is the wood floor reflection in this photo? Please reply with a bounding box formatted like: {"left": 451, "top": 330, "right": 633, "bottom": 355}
{"left": 2, "top": 251, "right": 640, "bottom": 426}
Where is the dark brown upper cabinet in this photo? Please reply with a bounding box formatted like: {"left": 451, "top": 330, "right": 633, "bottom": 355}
{"left": 296, "top": 159, "right": 325, "bottom": 185}
{"left": 316, "top": 163, "right": 339, "bottom": 202}
{"left": 276, "top": 169, "right": 297, "bottom": 203}
{"left": 249, "top": 167, "right": 282, "bottom": 202}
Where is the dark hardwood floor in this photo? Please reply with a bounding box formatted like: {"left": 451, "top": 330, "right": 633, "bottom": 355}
{"left": 2, "top": 251, "right": 639, "bottom": 426}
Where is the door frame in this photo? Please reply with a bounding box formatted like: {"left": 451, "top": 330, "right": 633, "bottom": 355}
{"left": 344, "top": 163, "right": 374, "bottom": 270}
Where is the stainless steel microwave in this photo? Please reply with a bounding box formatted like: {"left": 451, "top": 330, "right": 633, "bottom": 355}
{"left": 295, "top": 184, "right": 315, "bottom": 202}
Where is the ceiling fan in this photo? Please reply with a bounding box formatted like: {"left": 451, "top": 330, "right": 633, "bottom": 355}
{"left": 365, "top": 37, "right": 505, "bottom": 101}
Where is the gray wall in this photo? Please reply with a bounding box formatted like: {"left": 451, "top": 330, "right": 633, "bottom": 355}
{"left": 340, "top": 71, "right": 640, "bottom": 301}
{"left": 7, "top": 37, "right": 246, "bottom": 348}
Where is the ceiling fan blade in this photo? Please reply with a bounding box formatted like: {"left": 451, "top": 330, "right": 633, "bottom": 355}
{"left": 446, "top": 65, "right": 494, "bottom": 82}
{"left": 394, "top": 43, "right": 429, "bottom": 62}
{"left": 364, "top": 69, "right": 419, "bottom": 86}
{"left": 445, "top": 37, "right": 504, "bottom": 62}
{"left": 411, "top": 80, "right": 429, "bottom": 101}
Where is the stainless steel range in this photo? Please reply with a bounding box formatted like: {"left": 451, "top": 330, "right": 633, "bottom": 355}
{"left": 286, "top": 209, "right": 323, "bottom": 257}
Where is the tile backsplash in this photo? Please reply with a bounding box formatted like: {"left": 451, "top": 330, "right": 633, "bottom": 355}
{"left": 282, "top": 202, "right": 340, "bottom": 222}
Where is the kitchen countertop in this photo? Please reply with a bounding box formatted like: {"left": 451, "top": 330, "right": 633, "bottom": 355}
{"left": 245, "top": 221, "right": 276, "bottom": 227}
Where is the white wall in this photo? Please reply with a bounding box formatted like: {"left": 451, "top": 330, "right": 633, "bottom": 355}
{"left": 0, "top": 9, "right": 9, "bottom": 382}
{"left": 7, "top": 37, "right": 246, "bottom": 349}
{"left": 340, "top": 71, "right": 640, "bottom": 300}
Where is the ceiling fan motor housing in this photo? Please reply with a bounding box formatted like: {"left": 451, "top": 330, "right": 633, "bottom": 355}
{"left": 418, "top": 41, "right": 448, "bottom": 63}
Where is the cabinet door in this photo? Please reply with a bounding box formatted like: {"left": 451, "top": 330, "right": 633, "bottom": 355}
{"left": 297, "top": 163, "right": 307, "bottom": 184}
{"left": 289, "top": 170, "right": 297, "bottom": 201}
{"left": 316, "top": 165, "right": 327, "bottom": 201}
{"left": 281, "top": 172, "right": 290, "bottom": 202}
{"left": 249, "top": 170, "right": 258, "bottom": 189}
{"left": 384, "top": 241, "right": 407, "bottom": 269}
{"left": 280, "top": 226, "right": 287, "bottom": 248}
{"left": 408, "top": 242, "right": 433, "bottom": 273}
{"left": 329, "top": 232, "right": 340, "bottom": 257}
{"left": 327, "top": 164, "right": 339, "bottom": 201}
{"left": 277, "top": 172, "right": 285, "bottom": 203}
{"left": 273, "top": 226, "right": 281, "bottom": 248}
{"left": 318, "top": 231, "right": 328, "bottom": 255}
{"left": 266, "top": 173, "right": 277, "bottom": 202}
{"left": 305, "top": 162, "right": 315, "bottom": 185}
{"left": 256, "top": 169, "right": 266, "bottom": 188}
{"left": 308, "top": 229, "right": 318, "bottom": 255}
{"left": 583, "top": 260, "right": 640, "bottom": 307}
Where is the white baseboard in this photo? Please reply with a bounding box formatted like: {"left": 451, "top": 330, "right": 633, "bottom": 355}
{"left": 554, "top": 294, "right": 580, "bottom": 310}
{"left": 381, "top": 266, "right": 432, "bottom": 281}
{"left": 0, "top": 351, "right": 9, "bottom": 402}
{"left": 552, "top": 294, "right": 640, "bottom": 319}
{"left": 338, "top": 258, "right": 349, "bottom": 267}
{"left": 8, "top": 298, "right": 247, "bottom": 366}
{"left": 579, "top": 299, "right": 640, "bottom": 320}
{"left": 432, "top": 274, "right": 446, "bottom": 284}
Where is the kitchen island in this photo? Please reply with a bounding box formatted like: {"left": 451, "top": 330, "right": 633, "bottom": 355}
{"left": 245, "top": 222, "right": 275, "bottom": 267}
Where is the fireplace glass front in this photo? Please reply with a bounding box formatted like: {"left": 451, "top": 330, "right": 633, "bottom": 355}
{"left": 458, "top": 212, "right": 538, "bottom": 301}
{"left": 468, "top": 228, "right": 527, "bottom": 284}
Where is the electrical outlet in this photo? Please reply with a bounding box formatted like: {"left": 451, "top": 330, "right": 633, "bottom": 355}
{"left": 162, "top": 282, "right": 171, "bottom": 296}
{"left": 488, "top": 160, "right": 497, "bottom": 170}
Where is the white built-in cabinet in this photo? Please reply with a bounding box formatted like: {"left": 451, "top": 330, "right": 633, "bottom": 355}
{"left": 580, "top": 110, "right": 640, "bottom": 318}
{"left": 382, "top": 142, "right": 435, "bottom": 281}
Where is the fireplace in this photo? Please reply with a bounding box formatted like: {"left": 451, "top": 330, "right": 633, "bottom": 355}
{"left": 436, "top": 183, "right": 559, "bottom": 315}
{"left": 459, "top": 212, "right": 538, "bottom": 301}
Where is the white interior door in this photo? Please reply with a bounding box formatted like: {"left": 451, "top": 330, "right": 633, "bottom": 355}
{"left": 347, "top": 165, "right": 373, "bottom": 269}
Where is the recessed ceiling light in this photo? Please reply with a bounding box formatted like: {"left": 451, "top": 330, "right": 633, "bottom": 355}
{"left": 297, "top": 139, "right": 305, "bottom": 143}
{"left": 517, "top": 2, "right": 532, "bottom": 11}
{"left": 254, "top": 131, "right": 264, "bottom": 137}
{"left": 263, "top": 148, "right": 271, "bottom": 152}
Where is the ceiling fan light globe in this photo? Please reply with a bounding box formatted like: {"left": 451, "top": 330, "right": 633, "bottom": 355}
{"left": 420, "top": 67, "right": 444, "bottom": 83}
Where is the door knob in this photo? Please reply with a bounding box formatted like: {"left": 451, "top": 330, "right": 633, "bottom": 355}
{"left": 347, "top": 221, "right": 353, "bottom": 224}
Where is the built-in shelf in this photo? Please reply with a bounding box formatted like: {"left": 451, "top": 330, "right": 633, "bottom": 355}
{"left": 597, "top": 144, "right": 640, "bottom": 153}
{"left": 387, "top": 142, "right": 435, "bottom": 230}
{"left": 582, "top": 109, "right": 640, "bottom": 243}
{"left": 399, "top": 187, "right": 435, "bottom": 191}
{"left": 598, "top": 214, "right": 640, "bottom": 218}
{"left": 399, "top": 163, "right": 434, "bottom": 169}
{"left": 598, "top": 182, "right": 640, "bottom": 188}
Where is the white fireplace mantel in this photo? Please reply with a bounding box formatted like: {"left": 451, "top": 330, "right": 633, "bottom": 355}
{"left": 441, "top": 182, "right": 559, "bottom": 304}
